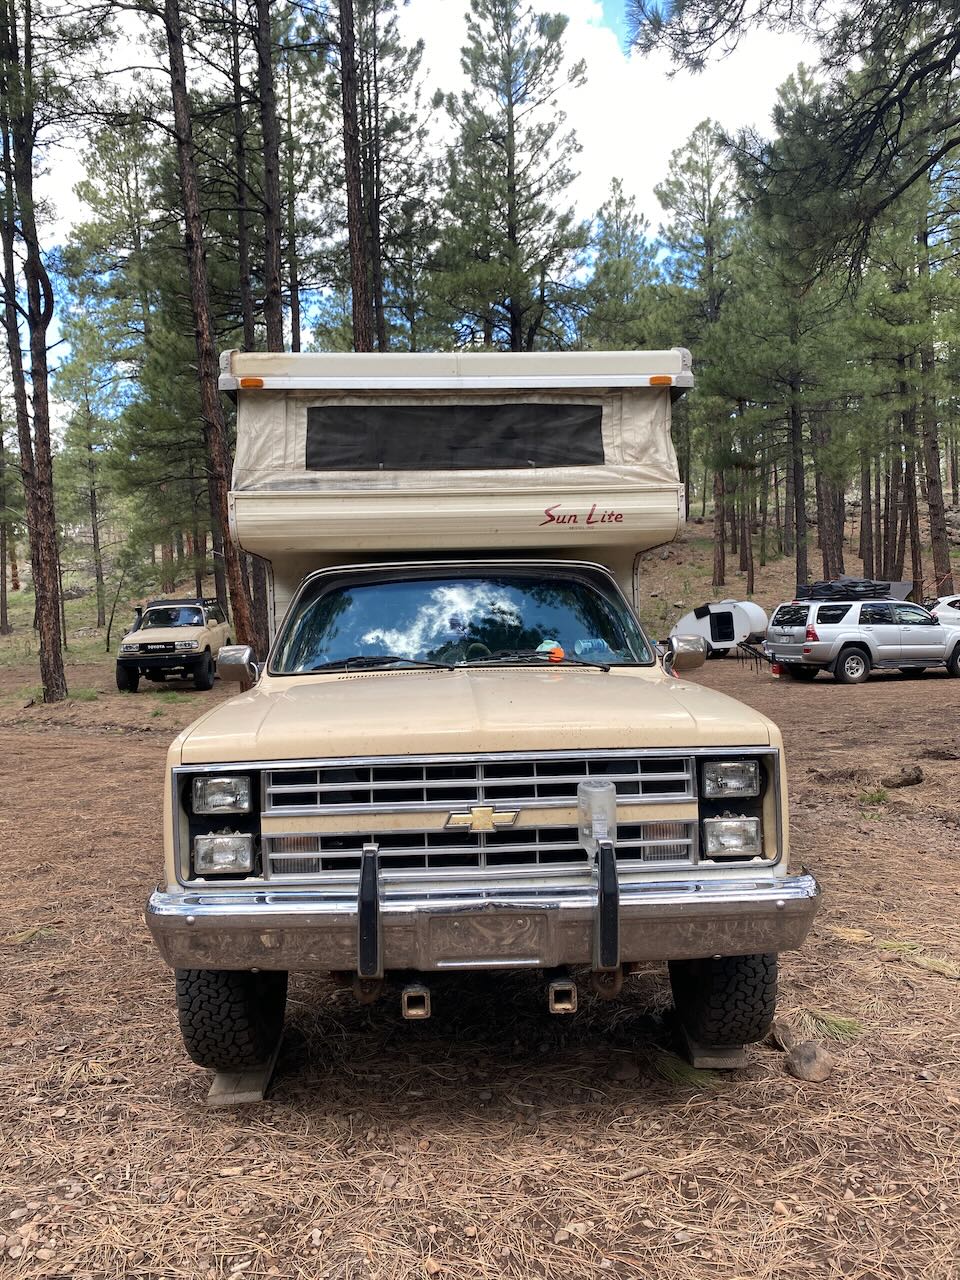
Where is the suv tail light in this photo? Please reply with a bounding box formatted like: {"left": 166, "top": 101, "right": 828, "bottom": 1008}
{"left": 805, "top": 623, "right": 819, "bottom": 642}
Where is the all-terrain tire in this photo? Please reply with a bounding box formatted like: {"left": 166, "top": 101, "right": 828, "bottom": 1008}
{"left": 785, "top": 665, "right": 818, "bottom": 681}
{"left": 947, "top": 644, "right": 960, "bottom": 678}
{"left": 175, "top": 969, "right": 288, "bottom": 1070}
{"left": 193, "top": 649, "right": 215, "bottom": 691}
{"left": 669, "top": 953, "right": 777, "bottom": 1047}
{"left": 115, "top": 663, "right": 139, "bottom": 693}
{"left": 833, "top": 646, "right": 870, "bottom": 684}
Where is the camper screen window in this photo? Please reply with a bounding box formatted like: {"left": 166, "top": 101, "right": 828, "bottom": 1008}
{"left": 305, "top": 403, "right": 605, "bottom": 470}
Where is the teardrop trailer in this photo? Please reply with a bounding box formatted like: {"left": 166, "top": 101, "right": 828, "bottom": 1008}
{"left": 146, "top": 349, "right": 820, "bottom": 1078}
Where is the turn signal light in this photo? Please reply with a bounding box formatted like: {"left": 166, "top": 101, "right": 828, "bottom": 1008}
{"left": 239, "top": 376, "right": 264, "bottom": 388}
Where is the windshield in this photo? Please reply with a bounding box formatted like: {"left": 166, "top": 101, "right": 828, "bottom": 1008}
{"left": 272, "top": 573, "right": 654, "bottom": 674}
{"left": 141, "top": 607, "right": 203, "bottom": 629}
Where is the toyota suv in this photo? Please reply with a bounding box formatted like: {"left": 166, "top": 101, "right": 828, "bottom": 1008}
{"left": 765, "top": 598, "right": 960, "bottom": 682}
{"left": 116, "top": 598, "right": 231, "bottom": 692}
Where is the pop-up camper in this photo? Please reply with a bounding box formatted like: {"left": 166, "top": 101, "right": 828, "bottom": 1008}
{"left": 220, "top": 348, "right": 693, "bottom": 630}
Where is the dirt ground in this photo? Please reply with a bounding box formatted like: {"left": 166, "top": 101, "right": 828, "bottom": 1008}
{"left": 2, "top": 653, "right": 959, "bottom": 1280}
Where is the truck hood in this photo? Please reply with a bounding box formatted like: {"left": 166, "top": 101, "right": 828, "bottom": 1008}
{"left": 121, "top": 625, "right": 209, "bottom": 646}
{"left": 175, "top": 668, "right": 775, "bottom": 763}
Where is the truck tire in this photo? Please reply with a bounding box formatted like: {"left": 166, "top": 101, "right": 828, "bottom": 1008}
{"left": 193, "top": 650, "right": 215, "bottom": 691}
{"left": 175, "top": 969, "right": 288, "bottom": 1070}
{"left": 116, "top": 663, "right": 139, "bottom": 693}
{"left": 669, "top": 953, "right": 777, "bottom": 1046}
{"left": 947, "top": 644, "right": 960, "bottom": 678}
{"left": 834, "top": 647, "right": 870, "bottom": 684}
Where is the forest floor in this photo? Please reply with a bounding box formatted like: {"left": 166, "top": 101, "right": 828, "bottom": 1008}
{"left": 2, "top": 530, "right": 959, "bottom": 1279}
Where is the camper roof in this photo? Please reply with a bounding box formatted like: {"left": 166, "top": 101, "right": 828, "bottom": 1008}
{"left": 218, "top": 348, "right": 694, "bottom": 392}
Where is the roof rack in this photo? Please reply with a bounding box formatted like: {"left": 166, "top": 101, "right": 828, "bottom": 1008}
{"left": 145, "top": 598, "right": 217, "bottom": 608}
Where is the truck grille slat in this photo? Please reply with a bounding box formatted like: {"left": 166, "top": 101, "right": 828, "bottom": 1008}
{"left": 265, "top": 753, "right": 695, "bottom": 814}
{"left": 265, "top": 820, "right": 696, "bottom": 883}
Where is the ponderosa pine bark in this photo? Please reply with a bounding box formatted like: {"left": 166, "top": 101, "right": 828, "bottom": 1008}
{"left": 229, "top": 0, "right": 255, "bottom": 350}
{"left": 339, "top": 0, "right": 374, "bottom": 351}
{"left": 162, "top": 0, "right": 255, "bottom": 648}
{"left": 0, "top": 0, "right": 66, "bottom": 699}
{"left": 254, "top": 0, "right": 283, "bottom": 351}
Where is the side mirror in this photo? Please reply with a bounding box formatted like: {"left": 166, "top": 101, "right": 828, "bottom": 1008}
{"left": 664, "top": 634, "right": 707, "bottom": 675}
{"left": 217, "top": 644, "right": 260, "bottom": 684}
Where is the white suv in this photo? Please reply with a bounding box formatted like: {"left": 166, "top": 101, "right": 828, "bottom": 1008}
{"left": 765, "top": 598, "right": 960, "bottom": 683}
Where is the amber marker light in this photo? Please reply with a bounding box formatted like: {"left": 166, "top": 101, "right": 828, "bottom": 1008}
{"left": 649, "top": 375, "right": 673, "bottom": 386}
{"left": 238, "top": 376, "right": 265, "bottom": 388}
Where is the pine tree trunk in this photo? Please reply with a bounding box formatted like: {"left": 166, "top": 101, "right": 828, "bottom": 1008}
{"left": 712, "top": 471, "right": 725, "bottom": 589}
{"left": 285, "top": 67, "right": 301, "bottom": 352}
{"left": 743, "top": 500, "right": 755, "bottom": 595}
{"left": 951, "top": 439, "right": 958, "bottom": 507}
{"left": 8, "top": 536, "right": 18, "bottom": 591}
{"left": 87, "top": 445, "right": 106, "bottom": 627}
{"left": 0, "top": 429, "right": 9, "bottom": 632}
{"left": 255, "top": 0, "right": 283, "bottom": 351}
{"left": 339, "top": 0, "right": 373, "bottom": 351}
{"left": 759, "top": 450, "right": 768, "bottom": 568}
{"left": 789, "top": 399, "right": 807, "bottom": 586}
{"left": 905, "top": 454, "right": 922, "bottom": 599}
{"left": 917, "top": 207, "right": 954, "bottom": 594}
{"left": 1, "top": 5, "right": 66, "bottom": 700}
{"left": 860, "top": 454, "right": 874, "bottom": 579}
{"left": 230, "top": 0, "right": 255, "bottom": 350}
{"left": 164, "top": 0, "right": 256, "bottom": 647}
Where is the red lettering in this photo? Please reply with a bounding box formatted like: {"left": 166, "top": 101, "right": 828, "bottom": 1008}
{"left": 540, "top": 504, "right": 560, "bottom": 526}
{"left": 586, "top": 502, "right": 599, "bottom": 525}
{"left": 614, "top": 512, "right": 623, "bottom": 523}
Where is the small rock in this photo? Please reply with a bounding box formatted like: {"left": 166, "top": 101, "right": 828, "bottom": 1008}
{"left": 769, "top": 1018, "right": 797, "bottom": 1052}
{"left": 843, "top": 1188, "right": 856, "bottom": 1201}
{"left": 36, "top": 1250, "right": 54, "bottom": 1262}
{"left": 8, "top": 1247, "right": 24, "bottom": 1260}
{"left": 785, "top": 1041, "right": 835, "bottom": 1083}
{"left": 773, "top": 1200, "right": 790, "bottom": 1216}
{"left": 554, "top": 1229, "right": 570, "bottom": 1244}
{"left": 880, "top": 765, "right": 923, "bottom": 788}
{"left": 308, "top": 1229, "right": 323, "bottom": 1247}
{"left": 660, "top": 549, "right": 670, "bottom": 560}
{"left": 672, "top": 601, "right": 683, "bottom": 608}
{"left": 463, "top": 1226, "right": 476, "bottom": 1238}
{"left": 424, "top": 1260, "right": 442, "bottom": 1276}
{"left": 417, "top": 1139, "right": 430, "bottom": 1153}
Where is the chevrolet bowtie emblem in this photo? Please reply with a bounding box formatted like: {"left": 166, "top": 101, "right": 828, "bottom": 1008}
{"left": 445, "top": 805, "right": 520, "bottom": 833}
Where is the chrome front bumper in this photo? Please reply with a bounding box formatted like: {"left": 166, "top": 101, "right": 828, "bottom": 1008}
{"left": 146, "top": 872, "right": 821, "bottom": 972}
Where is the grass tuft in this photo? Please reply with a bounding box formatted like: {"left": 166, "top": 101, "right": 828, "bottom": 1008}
{"left": 877, "top": 940, "right": 960, "bottom": 979}
{"left": 859, "top": 787, "right": 888, "bottom": 807}
{"left": 649, "top": 1051, "right": 719, "bottom": 1087}
{"left": 69, "top": 688, "right": 100, "bottom": 702}
{"left": 798, "top": 1008, "right": 863, "bottom": 1043}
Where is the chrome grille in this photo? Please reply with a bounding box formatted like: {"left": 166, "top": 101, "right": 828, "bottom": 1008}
{"left": 265, "top": 820, "right": 696, "bottom": 883}
{"left": 264, "top": 752, "right": 695, "bottom": 814}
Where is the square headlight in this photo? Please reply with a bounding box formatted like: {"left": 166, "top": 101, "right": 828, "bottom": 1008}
{"left": 702, "top": 760, "right": 760, "bottom": 799}
{"left": 193, "top": 833, "right": 253, "bottom": 874}
{"left": 702, "top": 817, "right": 762, "bottom": 859}
{"left": 192, "top": 775, "right": 252, "bottom": 814}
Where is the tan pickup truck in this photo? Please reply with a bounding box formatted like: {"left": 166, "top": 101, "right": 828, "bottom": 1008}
{"left": 146, "top": 351, "right": 820, "bottom": 1072}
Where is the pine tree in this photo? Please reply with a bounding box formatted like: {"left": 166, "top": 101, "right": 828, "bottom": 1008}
{"left": 434, "top": 0, "right": 588, "bottom": 350}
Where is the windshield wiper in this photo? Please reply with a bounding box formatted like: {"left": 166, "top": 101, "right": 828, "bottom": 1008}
{"left": 309, "top": 654, "right": 455, "bottom": 672}
{"left": 465, "top": 648, "right": 611, "bottom": 671}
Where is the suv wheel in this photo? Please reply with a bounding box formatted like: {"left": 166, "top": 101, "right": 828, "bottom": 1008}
{"left": 669, "top": 953, "right": 777, "bottom": 1047}
{"left": 193, "top": 650, "right": 215, "bottom": 691}
{"left": 175, "top": 969, "right": 288, "bottom": 1070}
{"left": 834, "top": 647, "right": 870, "bottom": 684}
{"left": 947, "top": 644, "right": 960, "bottom": 678}
{"left": 116, "top": 663, "right": 139, "bottom": 693}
